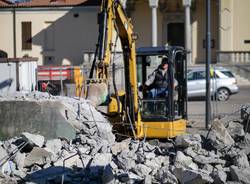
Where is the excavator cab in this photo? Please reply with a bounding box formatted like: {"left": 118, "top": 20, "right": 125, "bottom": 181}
{"left": 135, "top": 46, "right": 188, "bottom": 138}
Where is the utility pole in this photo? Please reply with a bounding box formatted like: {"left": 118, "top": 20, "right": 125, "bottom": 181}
{"left": 149, "top": 0, "right": 159, "bottom": 47}
{"left": 206, "top": 0, "right": 211, "bottom": 129}
{"left": 182, "top": 0, "right": 192, "bottom": 65}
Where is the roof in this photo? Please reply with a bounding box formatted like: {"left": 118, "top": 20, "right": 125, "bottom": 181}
{"left": 0, "top": 57, "right": 38, "bottom": 63}
{"left": 0, "top": 0, "right": 100, "bottom": 8}
{"left": 0, "top": 0, "right": 12, "bottom": 5}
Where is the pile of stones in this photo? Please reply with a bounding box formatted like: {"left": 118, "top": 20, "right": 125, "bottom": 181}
{"left": 0, "top": 93, "right": 250, "bottom": 184}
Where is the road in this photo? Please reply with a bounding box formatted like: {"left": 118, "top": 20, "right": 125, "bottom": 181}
{"left": 188, "top": 85, "right": 250, "bottom": 128}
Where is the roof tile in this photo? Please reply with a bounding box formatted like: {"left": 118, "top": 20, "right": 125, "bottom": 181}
{"left": 0, "top": 0, "right": 12, "bottom": 6}
{"left": 0, "top": 0, "right": 100, "bottom": 7}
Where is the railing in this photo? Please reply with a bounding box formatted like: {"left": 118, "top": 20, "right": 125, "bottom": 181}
{"left": 217, "top": 51, "right": 250, "bottom": 64}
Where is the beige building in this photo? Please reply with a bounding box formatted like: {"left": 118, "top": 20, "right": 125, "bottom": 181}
{"left": 0, "top": 0, "right": 99, "bottom": 66}
{"left": 0, "top": 0, "right": 250, "bottom": 65}
{"left": 127, "top": 0, "right": 250, "bottom": 64}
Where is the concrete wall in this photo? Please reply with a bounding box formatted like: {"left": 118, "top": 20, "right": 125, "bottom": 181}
{"left": 0, "top": 6, "right": 99, "bottom": 66}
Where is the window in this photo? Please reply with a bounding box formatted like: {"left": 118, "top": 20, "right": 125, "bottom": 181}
{"left": 220, "top": 71, "right": 234, "bottom": 78}
{"left": 22, "top": 22, "right": 32, "bottom": 50}
{"left": 194, "top": 71, "right": 205, "bottom": 80}
{"left": 187, "top": 72, "right": 195, "bottom": 81}
{"left": 195, "top": 71, "right": 206, "bottom": 80}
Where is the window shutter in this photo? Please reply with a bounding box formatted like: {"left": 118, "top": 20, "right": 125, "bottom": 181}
{"left": 22, "top": 22, "right": 32, "bottom": 50}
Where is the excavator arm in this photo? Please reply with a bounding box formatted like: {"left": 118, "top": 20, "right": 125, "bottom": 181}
{"left": 87, "top": 0, "right": 138, "bottom": 122}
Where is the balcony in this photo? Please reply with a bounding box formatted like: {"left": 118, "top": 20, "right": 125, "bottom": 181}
{"left": 217, "top": 51, "right": 250, "bottom": 64}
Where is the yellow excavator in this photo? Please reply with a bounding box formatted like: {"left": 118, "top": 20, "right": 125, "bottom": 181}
{"left": 87, "top": 0, "right": 187, "bottom": 138}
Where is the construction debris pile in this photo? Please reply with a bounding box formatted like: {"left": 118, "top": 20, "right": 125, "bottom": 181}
{"left": 0, "top": 93, "right": 250, "bottom": 184}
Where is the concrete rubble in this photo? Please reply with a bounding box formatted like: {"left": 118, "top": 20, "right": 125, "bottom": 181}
{"left": 0, "top": 93, "right": 249, "bottom": 183}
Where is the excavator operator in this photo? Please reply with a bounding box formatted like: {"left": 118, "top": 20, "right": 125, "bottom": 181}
{"left": 145, "top": 57, "right": 170, "bottom": 98}
{"left": 142, "top": 57, "right": 177, "bottom": 98}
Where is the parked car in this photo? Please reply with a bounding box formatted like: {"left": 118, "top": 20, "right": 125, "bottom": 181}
{"left": 187, "top": 67, "right": 239, "bottom": 101}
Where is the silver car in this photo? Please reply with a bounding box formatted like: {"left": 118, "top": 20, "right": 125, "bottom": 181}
{"left": 187, "top": 67, "right": 239, "bottom": 101}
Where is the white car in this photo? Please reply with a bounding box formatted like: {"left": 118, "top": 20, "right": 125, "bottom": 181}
{"left": 187, "top": 67, "right": 239, "bottom": 101}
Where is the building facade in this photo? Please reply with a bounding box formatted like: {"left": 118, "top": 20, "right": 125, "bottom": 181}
{"left": 1, "top": 0, "right": 250, "bottom": 65}
{"left": 127, "top": 0, "right": 250, "bottom": 64}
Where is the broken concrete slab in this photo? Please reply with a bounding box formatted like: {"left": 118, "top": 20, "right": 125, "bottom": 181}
{"left": 111, "top": 138, "right": 130, "bottom": 155}
{"left": 53, "top": 149, "right": 86, "bottom": 168}
{"left": 175, "top": 151, "right": 198, "bottom": 171}
{"left": 13, "top": 151, "right": 26, "bottom": 170}
{"left": 24, "top": 147, "right": 52, "bottom": 167}
{"left": 145, "top": 155, "right": 169, "bottom": 171}
{"left": 128, "top": 172, "right": 144, "bottom": 183}
{"left": 0, "top": 92, "right": 115, "bottom": 144}
{"left": 154, "top": 168, "right": 178, "bottom": 184}
{"left": 209, "top": 120, "right": 235, "bottom": 150}
{"left": 175, "top": 134, "right": 202, "bottom": 148}
{"left": 173, "top": 167, "right": 214, "bottom": 184}
{"left": 144, "top": 152, "right": 156, "bottom": 160}
{"left": 230, "top": 165, "right": 250, "bottom": 184}
{"left": 193, "top": 154, "right": 226, "bottom": 165}
{"left": 133, "top": 164, "right": 152, "bottom": 177}
{"left": 0, "top": 177, "right": 18, "bottom": 184}
{"left": 211, "top": 170, "right": 227, "bottom": 184}
{"left": 202, "top": 164, "right": 213, "bottom": 173}
{"left": 115, "top": 148, "right": 137, "bottom": 170}
{"left": 144, "top": 175, "right": 152, "bottom": 184}
{"left": 0, "top": 100, "right": 76, "bottom": 140}
{"left": 0, "top": 161, "right": 16, "bottom": 177}
{"left": 45, "top": 139, "right": 62, "bottom": 155}
{"left": 227, "top": 121, "right": 245, "bottom": 139}
{"left": 21, "top": 132, "right": 45, "bottom": 148}
{"left": 233, "top": 151, "right": 250, "bottom": 168}
{"left": 91, "top": 153, "right": 112, "bottom": 167}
